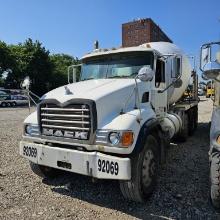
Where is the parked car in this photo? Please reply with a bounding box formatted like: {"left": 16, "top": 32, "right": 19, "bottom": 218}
{"left": 11, "top": 95, "right": 29, "bottom": 106}
{"left": 0, "top": 95, "right": 29, "bottom": 107}
{"left": 0, "top": 90, "right": 10, "bottom": 100}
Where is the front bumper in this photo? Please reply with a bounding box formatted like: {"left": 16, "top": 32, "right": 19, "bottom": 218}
{"left": 19, "top": 141, "right": 131, "bottom": 180}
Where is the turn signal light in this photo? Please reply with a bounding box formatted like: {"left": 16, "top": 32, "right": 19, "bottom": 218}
{"left": 121, "top": 131, "right": 134, "bottom": 147}
{"left": 216, "top": 135, "right": 220, "bottom": 145}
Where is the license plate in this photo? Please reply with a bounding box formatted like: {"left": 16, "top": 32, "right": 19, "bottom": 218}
{"left": 97, "top": 159, "right": 119, "bottom": 176}
{"left": 22, "top": 145, "right": 38, "bottom": 158}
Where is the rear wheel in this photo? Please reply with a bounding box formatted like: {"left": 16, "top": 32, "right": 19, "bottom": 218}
{"left": 194, "top": 106, "right": 198, "bottom": 129}
{"left": 29, "top": 161, "right": 61, "bottom": 178}
{"left": 189, "top": 107, "right": 198, "bottom": 136}
{"left": 177, "top": 112, "right": 189, "bottom": 142}
{"left": 119, "top": 134, "right": 159, "bottom": 202}
{"left": 210, "top": 153, "right": 220, "bottom": 209}
{"left": 12, "top": 102, "right": 17, "bottom": 107}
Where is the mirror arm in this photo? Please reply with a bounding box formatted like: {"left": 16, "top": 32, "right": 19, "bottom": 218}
{"left": 29, "top": 91, "right": 40, "bottom": 99}
{"left": 68, "top": 64, "right": 82, "bottom": 83}
{"left": 199, "top": 46, "right": 204, "bottom": 72}
{"left": 158, "top": 74, "right": 181, "bottom": 93}
{"left": 120, "top": 86, "right": 136, "bottom": 114}
{"left": 120, "top": 75, "right": 142, "bottom": 120}
{"left": 134, "top": 77, "right": 142, "bottom": 121}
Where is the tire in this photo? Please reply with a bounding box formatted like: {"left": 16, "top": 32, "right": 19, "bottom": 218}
{"left": 7, "top": 102, "right": 11, "bottom": 107}
{"left": 177, "top": 112, "right": 189, "bottom": 142}
{"left": 194, "top": 106, "right": 198, "bottom": 130}
{"left": 1, "top": 102, "right": 7, "bottom": 107}
{"left": 29, "top": 161, "right": 60, "bottom": 178}
{"left": 188, "top": 109, "right": 194, "bottom": 136}
{"left": 12, "top": 102, "right": 17, "bottom": 107}
{"left": 210, "top": 153, "right": 220, "bottom": 209}
{"left": 119, "top": 134, "right": 159, "bottom": 202}
{"left": 189, "top": 107, "right": 198, "bottom": 136}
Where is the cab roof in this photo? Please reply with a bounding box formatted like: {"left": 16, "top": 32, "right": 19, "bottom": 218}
{"left": 81, "top": 42, "right": 182, "bottom": 61}
{"left": 81, "top": 44, "right": 160, "bottom": 60}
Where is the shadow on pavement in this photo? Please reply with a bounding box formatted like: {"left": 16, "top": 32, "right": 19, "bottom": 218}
{"left": 41, "top": 121, "right": 219, "bottom": 219}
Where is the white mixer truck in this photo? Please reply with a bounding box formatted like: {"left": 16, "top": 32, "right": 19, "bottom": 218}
{"left": 19, "top": 42, "right": 198, "bottom": 202}
{"left": 200, "top": 41, "right": 220, "bottom": 209}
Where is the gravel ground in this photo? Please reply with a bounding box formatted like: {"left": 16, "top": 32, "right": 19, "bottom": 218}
{"left": 0, "top": 98, "right": 219, "bottom": 220}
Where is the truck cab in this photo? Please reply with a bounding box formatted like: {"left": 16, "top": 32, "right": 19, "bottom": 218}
{"left": 200, "top": 41, "right": 220, "bottom": 208}
{"left": 20, "top": 42, "right": 198, "bottom": 202}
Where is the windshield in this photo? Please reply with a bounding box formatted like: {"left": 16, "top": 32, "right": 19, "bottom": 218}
{"left": 81, "top": 52, "right": 154, "bottom": 81}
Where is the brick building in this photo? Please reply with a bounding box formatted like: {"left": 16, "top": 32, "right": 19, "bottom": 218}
{"left": 122, "top": 18, "right": 172, "bottom": 47}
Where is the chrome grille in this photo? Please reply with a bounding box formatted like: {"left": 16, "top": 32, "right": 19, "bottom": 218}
{"left": 40, "top": 103, "right": 91, "bottom": 140}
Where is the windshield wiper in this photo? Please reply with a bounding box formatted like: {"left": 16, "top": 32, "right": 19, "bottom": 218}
{"left": 81, "top": 77, "right": 95, "bottom": 81}
{"left": 107, "top": 75, "right": 130, "bottom": 79}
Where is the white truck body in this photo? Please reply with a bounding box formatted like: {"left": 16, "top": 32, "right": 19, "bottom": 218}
{"left": 19, "top": 42, "right": 198, "bottom": 201}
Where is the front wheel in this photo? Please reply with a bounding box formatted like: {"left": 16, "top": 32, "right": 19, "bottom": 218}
{"left": 210, "top": 153, "right": 220, "bottom": 209}
{"left": 119, "top": 134, "right": 159, "bottom": 202}
{"left": 1, "top": 102, "right": 7, "bottom": 107}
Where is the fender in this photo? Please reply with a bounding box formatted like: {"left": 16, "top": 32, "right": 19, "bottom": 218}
{"left": 131, "top": 118, "right": 168, "bottom": 164}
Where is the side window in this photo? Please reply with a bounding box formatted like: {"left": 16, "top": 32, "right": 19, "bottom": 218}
{"left": 155, "top": 59, "right": 165, "bottom": 87}
{"left": 172, "top": 56, "right": 182, "bottom": 78}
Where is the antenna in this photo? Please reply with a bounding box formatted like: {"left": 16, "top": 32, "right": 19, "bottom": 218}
{"left": 94, "top": 40, "right": 99, "bottom": 50}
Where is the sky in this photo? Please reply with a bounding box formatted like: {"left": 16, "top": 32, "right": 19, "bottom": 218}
{"left": 0, "top": 0, "right": 219, "bottom": 66}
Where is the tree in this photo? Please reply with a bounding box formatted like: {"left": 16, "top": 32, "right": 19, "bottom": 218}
{"left": 1, "top": 39, "right": 80, "bottom": 95}
{"left": 50, "top": 54, "right": 79, "bottom": 88}
{"left": 0, "top": 41, "right": 15, "bottom": 87}
{"left": 7, "top": 39, "right": 53, "bottom": 95}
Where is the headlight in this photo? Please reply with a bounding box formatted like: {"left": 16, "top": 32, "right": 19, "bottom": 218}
{"left": 26, "top": 125, "right": 32, "bottom": 134}
{"left": 25, "top": 124, "right": 39, "bottom": 136}
{"left": 109, "top": 132, "right": 120, "bottom": 145}
{"left": 95, "top": 130, "right": 134, "bottom": 147}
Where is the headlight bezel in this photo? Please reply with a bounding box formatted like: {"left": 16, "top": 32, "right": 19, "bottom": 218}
{"left": 95, "top": 129, "right": 134, "bottom": 148}
{"left": 24, "top": 123, "right": 40, "bottom": 136}
{"left": 108, "top": 132, "right": 121, "bottom": 145}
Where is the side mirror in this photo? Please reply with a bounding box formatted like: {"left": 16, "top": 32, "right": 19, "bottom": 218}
{"left": 200, "top": 42, "right": 220, "bottom": 81}
{"left": 173, "top": 78, "right": 183, "bottom": 88}
{"left": 137, "top": 66, "right": 154, "bottom": 82}
{"left": 200, "top": 45, "right": 210, "bottom": 70}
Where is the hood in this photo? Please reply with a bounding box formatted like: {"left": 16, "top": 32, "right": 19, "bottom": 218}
{"left": 42, "top": 79, "right": 135, "bottom": 102}
{"left": 41, "top": 79, "right": 137, "bottom": 128}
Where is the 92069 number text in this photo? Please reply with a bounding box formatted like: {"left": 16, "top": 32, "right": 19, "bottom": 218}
{"left": 97, "top": 159, "right": 119, "bottom": 175}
